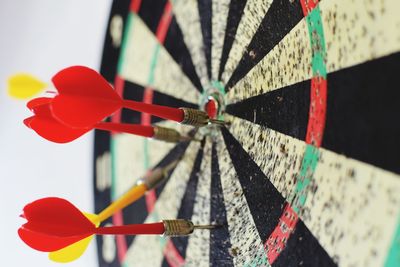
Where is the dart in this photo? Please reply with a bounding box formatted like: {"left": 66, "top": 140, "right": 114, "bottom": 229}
{"left": 18, "top": 197, "right": 216, "bottom": 254}
{"left": 46, "top": 160, "right": 178, "bottom": 263}
{"left": 24, "top": 97, "right": 192, "bottom": 143}
{"left": 7, "top": 73, "right": 47, "bottom": 99}
{"left": 20, "top": 66, "right": 224, "bottom": 128}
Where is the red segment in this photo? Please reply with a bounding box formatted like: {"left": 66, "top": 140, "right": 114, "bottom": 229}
{"left": 113, "top": 211, "right": 128, "bottom": 263}
{"left": 145, "top": 189, "right": 157, "bottom": 213}
{"left": 142, "top": 1, "right": 173, "bottom": 125}
{"left": 130, "top": 0, "right": 142, "bottom": 13}
{"left": 164, "top": 240, "right": 186, "bottom": 267}
{"left": 156, "top": 2, "right": 173, "bottom": 43}
{"left": 300, "top": 0, "right": 319, "bottom": 16}
{"left": 306, "top": 77, "right": 327, "bottom": 147}
{"left": 264, "top": 204, "right": 299, "bottom": 264}
{"left": 141, "top": 88, "right": 154, "bottom": 126}
{"left": 205, "top": 99, "right": 218, "bottom": 119}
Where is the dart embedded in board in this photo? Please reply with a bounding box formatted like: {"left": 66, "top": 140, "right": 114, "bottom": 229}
{"left": 24, "top": 97, "right": 193, "bottom": 143}
{"left": 9, "top": 65, "right": 226, "bottom": 128}
{"left": 18, "top": 197, "right": 217, "bottom": 259}
{"left": 17, "top": 160, "right": 193, "bottom": 263}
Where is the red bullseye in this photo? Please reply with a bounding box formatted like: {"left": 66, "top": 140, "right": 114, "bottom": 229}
{"left": 205, "top": 98, "right": 218, "bottom": 119}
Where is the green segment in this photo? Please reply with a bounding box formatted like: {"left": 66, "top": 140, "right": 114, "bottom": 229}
{"left": 143, "top": 138, "right": 150, "bottom": 169}
{"left": 385, "top": 214, "right": 400, "bottom": 267}
{"left": 117, "top": 13, "right": 135, "bottom": 75}
{"left": 292, "top": 145, "right": 319, "bottom": 213}
{"left": 148, "top": 43, "right": 161, "bottom": 86}
{"left": 243, "top": 248, "right": 270, "bottom": 267}
{"left": 306, "top": 6, "right": 327, "bottom": 78}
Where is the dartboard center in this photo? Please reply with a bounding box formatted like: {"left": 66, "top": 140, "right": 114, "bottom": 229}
{"left": 199, "top": 81, "right": 226, "bottom": 120}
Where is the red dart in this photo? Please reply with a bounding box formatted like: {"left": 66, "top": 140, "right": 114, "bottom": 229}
{"left": 50, "top": 66, "right": 184, "bottom": 128}
{"left": 25, "top": 97, "right": 160, "bottom": 143}
{"left": 18, "top": 197, "right": 165, "bottom": 252}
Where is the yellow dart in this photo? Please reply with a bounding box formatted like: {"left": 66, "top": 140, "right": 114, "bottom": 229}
{"left": 48, "top": 160, "right": 178, "bottom": 263}
{"left": 7, "top": 74, "right": 47, "bottom": 99}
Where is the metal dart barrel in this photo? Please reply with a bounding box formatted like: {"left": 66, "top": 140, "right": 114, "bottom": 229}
{"left": 163, "top": 219, "right": 218, "bottom": 236}
{"left": 179, "top": 108, "right": 225, "bottom": 127}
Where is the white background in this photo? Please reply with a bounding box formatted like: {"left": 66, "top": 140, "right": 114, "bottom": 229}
{"left": 0, "top": 0, "right": 112, "bottom": 266}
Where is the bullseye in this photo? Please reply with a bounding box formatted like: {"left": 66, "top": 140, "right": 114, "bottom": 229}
{"left": 199, "top": 81, "right": 226, "bottom": 122}
{"left": 205, "top": 98, "right": 218, "bottom": 119}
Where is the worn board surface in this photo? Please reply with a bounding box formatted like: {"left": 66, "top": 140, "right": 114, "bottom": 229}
{"left": 94, "top": 0, "right": 400, "bottom": 266}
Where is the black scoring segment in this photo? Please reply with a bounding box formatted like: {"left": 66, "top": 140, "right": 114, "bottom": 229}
{"left": 121, "top": 80, "right": 198, "bottom": 124}
{"left": 161, "top": 140, "right": 206, "bottom": 266}
{"left": 221, "top": 128, "right": 284, "bottom": 242}
{"left": 209, "top": 143, "right": 234, "bottom": 266}
{"left": 225, "top": 0, "right": 303, "bottom": 90}
{"left": 138, "top": 0, "right": 167, "bottom": 34}
{"left": 226, "top": 80, "right": 310, "bottom": 141}
{"left": 121, "top": 81, "right": 144, "bottom": 124}
{"left": 124, "top": 139, "right": 193, "bottom": 247}
{"left": 100, "top": 0, "right": 132, "bottom": 82}
{"left": 273, "top": 220, "right": 337, "bottom": 267}
{"left": 198, "top": 0, "right": 212, "bottom": 80}
{"left": 164, "top": 17, "right": 203, "bottom": 92}
{"left": 323, "top": 52, "right": 400, "bottom": 174}
{"left": 218, "top": 0, "right": 247, "bottom": 81}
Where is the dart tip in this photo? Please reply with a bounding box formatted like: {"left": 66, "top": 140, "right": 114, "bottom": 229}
{"left": 208, "top": 118, "right": 227, "bottom": 127}
{"left": 193, "top": 224, "right": 221, "bottom": 230}
{"left": 179, "top": 135, "right": 202, "bottom": 142}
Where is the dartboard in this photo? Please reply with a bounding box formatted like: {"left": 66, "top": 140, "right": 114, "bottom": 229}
{"left": 93, "top": 0, "right": 400, "bottom": 266}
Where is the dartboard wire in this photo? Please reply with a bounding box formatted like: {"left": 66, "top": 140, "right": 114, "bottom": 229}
{"left": 210, "top": 0, "right": 230, "bottom": 81}
{"left": 225, "top": 114, "right": 400, "bottom": 267}
{"left": 123, "top": 140, "right": 202, "bottom": 266}
{"left": 219, "top": 0, "right": 273, "bottom": 86}
{"left": 170, "top": 0, "right": 210, "bottom": 89}
{"left": 226, "top": 0, "right": 400, "bottom": 105}
{"left": 117, "top": 7, "right": 200, "bottom": 105}
{"left": 215, "top": 133, "right": 270, "bottom": 267}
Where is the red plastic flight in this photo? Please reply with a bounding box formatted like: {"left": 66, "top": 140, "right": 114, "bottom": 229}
{"left": 25, "top": 97, "right": 155, "bottom": 143}
{"left": 18, "top": 197, "right": 165, "bottom": 252}
{"left": 51, "top": 66, "right": 184, "bottom": 128}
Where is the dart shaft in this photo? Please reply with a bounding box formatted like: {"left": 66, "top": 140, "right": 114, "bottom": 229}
{"left": 97, "top": 183, "right": 147, "bottom": 223}
{"left": 95, "top": 222, "right": 165, "bottom": 235}
{"left": 95, "top": 122, "right": 155, "bottom": 137}
{"left": 95, "top": 220, "right": 218, "bottom": 236}
{"left": 122, "top": 100, "right": 184, "bottom": 122}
